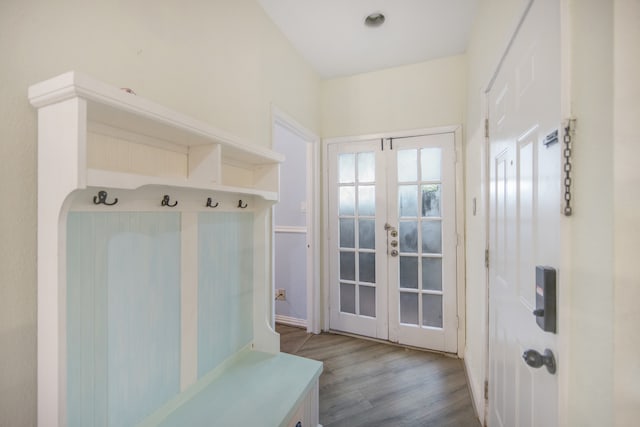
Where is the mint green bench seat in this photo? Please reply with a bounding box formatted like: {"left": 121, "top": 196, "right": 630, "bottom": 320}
{"left": 140, "top": 350, "right": 323, "bottom": 427}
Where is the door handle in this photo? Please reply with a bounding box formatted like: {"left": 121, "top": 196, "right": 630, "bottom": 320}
{"left": 522, "top": 348, "right": 556, "bottom": 374}
{"left": 390, "top": 240, "right": 398, "bottom": 247}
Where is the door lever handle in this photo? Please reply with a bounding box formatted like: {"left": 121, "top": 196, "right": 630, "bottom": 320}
{"left": 522, "top": 348, "right": 556, "bottom": 374}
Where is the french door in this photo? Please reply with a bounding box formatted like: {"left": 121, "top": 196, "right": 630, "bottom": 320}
{"left": 328, "top": 132, "right": 458, "bottom": 352}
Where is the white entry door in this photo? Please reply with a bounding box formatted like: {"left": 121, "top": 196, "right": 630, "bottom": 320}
{"left": 328, "top": 133, "right": 457, "bottom": 353}
{"left": 488, "top": 0, "right": 560, "bottom": 425}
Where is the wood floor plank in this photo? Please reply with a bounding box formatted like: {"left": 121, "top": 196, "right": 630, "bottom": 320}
{"left": 277, "top": 324, "right": 481, "bottom": 427}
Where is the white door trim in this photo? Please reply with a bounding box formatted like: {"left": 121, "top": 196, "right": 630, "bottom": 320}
{"left": 271, "top": 106, "right": 321, "bottom": 334}
{"left": 322, "top": 125, "right": 465, "bottom": 355}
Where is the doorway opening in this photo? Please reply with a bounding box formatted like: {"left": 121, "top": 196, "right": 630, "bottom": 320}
{"left": 272, "top": 107, "right": 321, "bottom": 333}
{"left": 324, "top": 127, "right": 465, "bottom": 353}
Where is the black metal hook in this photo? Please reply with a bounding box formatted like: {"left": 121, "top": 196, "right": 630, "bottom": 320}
{"left": 93, "top": 190, "right": 118, "bottom": 206}
{"left": 238, "top": 199, "right": 248, "bottom": 209}
{"left": 161, "top": 195, "right": 178, "bottom": 207}
{"left": 206, "top": 197, "right": 219, "bottom": 208}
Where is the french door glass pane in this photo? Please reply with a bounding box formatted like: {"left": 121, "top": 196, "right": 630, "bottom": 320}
{"left": 340, "top": 283, "right": 356, "bottom": 314}
{"left": 339, "top": 187, "right": 355, "bottom": 215}
{"left": 399, "top": 185, "right": 418, "bottom": 217}
{"left": 339, "top": 218, "right": 355, "bottom": 248}
{"left": 399, "top": 221, "right": 418, "bottom": 253}
{"left": 399, "top": 256, "right": 418, "bottom": 289}
{"left": 420, "top": 148, "right": 442, "bottom": 181}
{"left": 357, "top": 152, "right": 375, "bottom": 182}
{"left": 422, "top": 257, "right": 443, "bottom": 291}
{"left": 339, "top": 154, "right": 355, "bottom": 183}
{"left": 336, "top": 149, "right": 377, "bottom": 322}
{"left": 358, "top": 219, "right": 375, "bottom": 249}
{"left": 400, "top": 292, "right": 419, "bottom": 325}
{"left": 422, "top": 294, "right": 443, "bottom": 328}
{"left": 421, "top": 184, "right": 441, "bottom": 217}
{"left": 340, "top": 252, "right": 355, "bottom": 281}
{"left": 421, "top": 220, "right": 442, "bottom": 254}
{"left": 359, "top": 252, "right": 376, "bottom": 283}
{"left": 398, "top": 149, "right": 418, "bottom": 182}
{"left": 358, "top": 185, "right": 375, "bottom": 216}
{"left": 359, "top": 285, "right": 376, "bottom": 317}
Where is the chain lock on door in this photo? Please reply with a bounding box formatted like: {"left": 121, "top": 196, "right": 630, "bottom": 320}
{"left": 385, "top": 223, "right": 399, "bottom": 257}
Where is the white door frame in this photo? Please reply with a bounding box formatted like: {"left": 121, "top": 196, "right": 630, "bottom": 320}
{"left": 322, "top": 125, "right": 466, "bottom": 356}
{"left": 271, "top": 106, "right": 321, "bottom": 334}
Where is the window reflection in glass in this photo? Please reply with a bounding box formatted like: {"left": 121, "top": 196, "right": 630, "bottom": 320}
{"left": 357, "top": 152, "right": 375, "bottom": 182}
{"left": 421, "top": 221, "right": 442, "bottom": 254}
{"left": 397, "top": 149, "right": 417, "bottom": 182}
{"left": 399, "top": 221, "right": 418, "bottom": 253}
{"left": 339, "top": 153, "right": 355, "bottom": 183}
{"left": 421, "top": 184, "right": 441, "bottom": 217}
{"left": 358, "top": 185, "right": 375, "bottom": 216}
{"left": 421, "top": 148, "right": 441, "bottom": 181}
{"left": 339, "top": 186, "right": 355, "bottom": 216}
{"left": 339, "top": 218, "right": 355, "bottom": 248}
{"left": 399, "top": 185, "right": 418, "bottom": 218}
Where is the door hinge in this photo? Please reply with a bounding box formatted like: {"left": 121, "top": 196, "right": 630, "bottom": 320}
{"left": 484, "top": 248, "right": 489, "bottom": 268}
{"left": 484, "top": 380, "right": 489, "bottom": 400}
{"left": 484, "top": 118, "right": 490, "bottom": 138}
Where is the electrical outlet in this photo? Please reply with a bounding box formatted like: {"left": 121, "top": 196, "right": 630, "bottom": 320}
{"left": 275, "top": 288, "right": 286, "bottom": 301}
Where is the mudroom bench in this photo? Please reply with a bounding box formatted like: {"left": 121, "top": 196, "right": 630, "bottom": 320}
{"left": 30, "top": 71, "right": 322, "bottom": 427}
{"left": 141, "top": 349, "right": 322, "bottom": 427}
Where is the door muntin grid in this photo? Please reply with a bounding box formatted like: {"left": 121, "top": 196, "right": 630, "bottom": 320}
{"left": 397, "top": 147, "right": 444, "bottom": 329}
{"left": 338, "top": 152, "right": 376, "bottom": 318}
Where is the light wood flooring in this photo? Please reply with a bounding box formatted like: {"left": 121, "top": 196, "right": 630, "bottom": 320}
{"left": 277, "top": 324, "right": 481, "bottom": 427}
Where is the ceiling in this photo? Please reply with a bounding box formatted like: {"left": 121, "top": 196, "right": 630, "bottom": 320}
{"left": 257, "top": 0, "right": 479, "bottom": 79}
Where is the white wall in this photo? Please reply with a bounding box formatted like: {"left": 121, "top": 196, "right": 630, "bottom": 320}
{"left": 0, "top": 0, "right": 319, "bottom": 425}
{"left": 613, "top": 1, "right": 640, "bottom": 424}
{"left": 321, "top": 55, "right": 467, "bottom": 138}
{"left": 566, "top": 1, "right": 615, "bottom": 424}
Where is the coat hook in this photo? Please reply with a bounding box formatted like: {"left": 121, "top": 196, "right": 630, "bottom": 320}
{"left": 206, "top": 197, "right": 220, "bottom": 208}
{"left": 93, "top": 190, "right": 118, "bottom": 206}
{"left": 238, "top": 199, "right": 248, "bottom": 209}
{"left": 161, "top": 195, "right": 178, "bottom": 207}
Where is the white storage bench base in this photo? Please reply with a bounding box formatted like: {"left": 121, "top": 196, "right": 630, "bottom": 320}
{"left": 140, "top": 349, "right": 323, "bottom": 427}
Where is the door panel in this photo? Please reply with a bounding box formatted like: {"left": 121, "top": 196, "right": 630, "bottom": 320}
{"left": 328, "top": 133, "right": 457, "bottom": 352}
{"left": 329, "top": 140, "right": 387, "bottom": 339}
{"left": 488, "top": 0, "right": 560, "bottom": 425}
{"left": 387, "top": 134, "right": 457, "bottom": 352}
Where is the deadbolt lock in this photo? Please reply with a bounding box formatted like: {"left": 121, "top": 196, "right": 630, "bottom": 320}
{"left": 390, "top": 230, "right": 398, "bottom": 237}
{"left": 390, "top": 240, "right": 398, "bottom": 247}
{"left": 390, "top": 249, "right": 399, "bottom": 257}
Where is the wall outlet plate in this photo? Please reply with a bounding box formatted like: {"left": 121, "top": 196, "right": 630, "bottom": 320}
{"left": 275, "top": 288, "right": 286, "bottom": 301}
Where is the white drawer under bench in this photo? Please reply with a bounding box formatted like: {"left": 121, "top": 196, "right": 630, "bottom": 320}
{"left": 139, "top": 349, "right": 323, "bottom": 427}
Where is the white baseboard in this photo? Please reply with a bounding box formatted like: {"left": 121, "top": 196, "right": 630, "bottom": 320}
{"left": 463, "top": 357, "right": 485, "bottom": 425}
{"left": 275, "top": 314, "right": 308, "bottom": 329}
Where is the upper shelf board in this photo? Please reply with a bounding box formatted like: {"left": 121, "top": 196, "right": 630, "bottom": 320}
{"left": 28, "top": 71, "right": 284, "bottom": 166}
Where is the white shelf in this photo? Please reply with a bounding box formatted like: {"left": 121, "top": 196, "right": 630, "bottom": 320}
{"left": 86, "top": 169, "right": 278, "bottom": 201}
{"left": 29, "top": 71, "right": 283, "bottom": 197}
